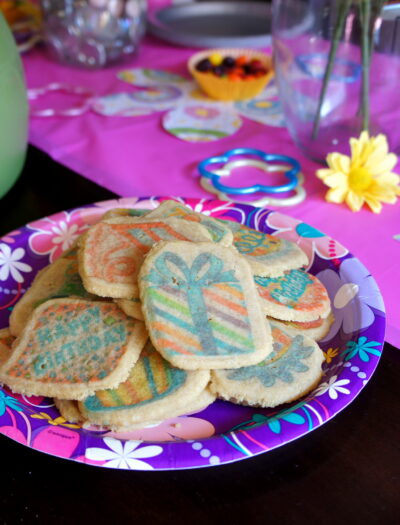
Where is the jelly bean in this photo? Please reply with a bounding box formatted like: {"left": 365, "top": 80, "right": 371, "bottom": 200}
{"left": 209, "top": 53, "right": 223, "bottom": 66}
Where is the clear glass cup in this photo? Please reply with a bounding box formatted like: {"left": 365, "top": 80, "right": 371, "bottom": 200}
{"left": 272, "top": 0, "right": 400, "bottom": 163}
{"left": 40, "top": 0, "right": 147, "bottom": 68}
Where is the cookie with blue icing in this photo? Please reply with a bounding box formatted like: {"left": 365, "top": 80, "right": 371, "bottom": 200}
{"left": 255, "top": 269, "right": 331, "bottom": 322}
{"left": 210, "top": 321, "right": 324, "bottom": 407}
{"left": 78, "top": 340, "right": 214, "bottom": 430}
{"left": 218, "top": 220, "right": 308, "bottom": 277}
{"left": 139, "top": 240, "right": 273, "bottom": 370}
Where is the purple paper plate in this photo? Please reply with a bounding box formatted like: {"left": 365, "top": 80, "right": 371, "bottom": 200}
{"left": 0, "top": 197, "right": 385, "bottom": 470}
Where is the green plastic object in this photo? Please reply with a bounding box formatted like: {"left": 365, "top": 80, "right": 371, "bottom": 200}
{"left": 0, "top": 12, "right": 28, "bottom": 199}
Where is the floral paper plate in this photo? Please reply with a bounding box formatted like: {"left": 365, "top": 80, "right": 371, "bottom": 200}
{"left": 0, "top": 197, "right": 385, "bottom": 470}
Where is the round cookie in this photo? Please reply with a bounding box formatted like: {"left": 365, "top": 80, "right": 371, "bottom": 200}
{"left": 255, "top": 269, "right": 331, "bottom": 322}
{"left": 210, "top": 321, "right": 325, "bottom": 408}
{"left": 218, "top": 220, "right": 308, "bottom": 277}
{"left": 268, "top": 313, "right": 334, "bottom": 342}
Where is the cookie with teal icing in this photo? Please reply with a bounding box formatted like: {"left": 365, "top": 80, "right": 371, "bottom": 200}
{"left": 255, "top": 269, "right": 331, "bottom": 322}
{"left": 145, "top": 200, "right": 233, "bottom": 246}
{"left": 9, "top": 254, "right": 99, "bottom": 337}
{"left": 78, "top": 340, "right": 214, "bottom": 430}
{"left": 139, "top": 241, "right": 273, "bottom": 370}
{"left": 101, "top": 208, "right": 150, "bottom": 220}
{"left": 210, "top": 321, "right": 324, "bottom": 408}
{"left": 219, "top": 220, "right": 308, "bottom": 277}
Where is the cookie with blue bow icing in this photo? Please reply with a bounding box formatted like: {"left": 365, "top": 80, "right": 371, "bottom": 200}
{"left": 255, "top": 269, "right": 331, "bottom": 322}
{"left": 78, "top": 340, "right": 215, "bottom": 430}
{"left": 139, "top": 241, "right": 273, "bottom": 370}
{"left": 210, "top": 321, "right": 324, "bottom": 407}
{"left": 219, "top": 220, "right": 307, "bottom": 277}
{"left": 79, "top": 216, "right": 212, "bottom": 299}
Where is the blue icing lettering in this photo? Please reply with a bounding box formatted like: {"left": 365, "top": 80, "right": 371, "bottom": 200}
{"left": 226, "top": 335, "right": 313, "bottom": 387}
{"left": 37, "top": 328, "right": 53, "bottom": 345}
{"left": 255, "top": 270, "right": 313, "bottom": 305}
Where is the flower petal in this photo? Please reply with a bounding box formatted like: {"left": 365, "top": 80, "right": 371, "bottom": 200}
{"left": 128, "top": 445, "right": 163, "bottom": 459}
{"left": 103, "top": 437, "right": 124, "bottom": 455}
{"left": 85, "top": 447, "right": 119, "bottom": 461}
{"left": 345, "top": 191, "right": 364, "bottom": 212}
{"left": 327, "top": 152, "right": 351, "bottom": 173}
{"left": 326, "top": 186, "right": 348, "bottom": 203}
{"left": 125, "top": 458, "right": 154, "bottom": 470}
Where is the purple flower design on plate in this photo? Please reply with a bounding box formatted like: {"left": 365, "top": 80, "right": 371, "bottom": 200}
{"left": 316, "top": 258, "right": 385, "bottom": 341}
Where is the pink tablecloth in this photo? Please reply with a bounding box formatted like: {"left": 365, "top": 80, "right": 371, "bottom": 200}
{"left": 22, "top": 35, "right": 400, "bottom": 348}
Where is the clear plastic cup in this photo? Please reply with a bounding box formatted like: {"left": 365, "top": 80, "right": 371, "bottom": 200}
{"left": 40, "top": 0, "right": 147, "bottom": 68}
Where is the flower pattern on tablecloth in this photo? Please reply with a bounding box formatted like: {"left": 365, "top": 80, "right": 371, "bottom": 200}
{"left": 85, "top": 437, "right": 163, "bottom": 470}
{"left": 317, "top": 258, "right": 385, "bottom": 341}
{"left": 266, "top": 212, "right": 348, "bottom": 270}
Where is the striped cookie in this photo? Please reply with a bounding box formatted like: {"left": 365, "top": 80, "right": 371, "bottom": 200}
{"left": 79, "top": 217, "right": 212, "bottom": 299}
{"left": 139, "top": 241, "right": 273, "bottom": 370}
{"left": 0, "top": 299, "right": 148, "bottom": 400}
{"left": 255, "top": 269, "right": 331, "bottom": 322}
{"left": 210, "top": 321, "right": 325, "bottom": 407}
{"left": 78, "top": 340, "right": 213, "bottom": 430}
{"left": 219, "top": 220, "right": 308, "bottom": 277}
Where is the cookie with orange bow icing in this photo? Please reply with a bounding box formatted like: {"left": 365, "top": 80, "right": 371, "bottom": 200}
{"left": 0, "top": 299, "right": 147, "bottom": 400}
{"left": 79, "top": 217, "right": 212, "bottom": 299}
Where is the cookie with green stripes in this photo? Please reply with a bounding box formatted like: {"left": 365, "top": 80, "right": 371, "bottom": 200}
{"left": 10, "top": 251, "right": 98, "bottom": 337}
{"left": 139, "top": 241, "right": 273, "bottom": 370}
{"left": 145, "top": 200, "right": 233, "bottom": 246}
{"left": 210, "top": 321, "right": 324, "bottom": 407}
{"left": 255, "top": 269, "right": 331, "bottom": 322}
{"left": 268, "top": 313, "right": 334, "bottom": 342}
{"left": 0, "top": 299, "right": 148, "bottom": 400}
{"left": 78, "top": 340, "right": 214, "bottom": 430}
{"left": 218, "top": 220, "right": 307, "bottom": 277}
{"left": 79, "top": 217, "right": 212, "bottom": 299}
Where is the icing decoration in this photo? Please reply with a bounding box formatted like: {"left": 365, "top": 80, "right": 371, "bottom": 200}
{"left": 254, "top": 270, "right": 329, "bottom": 311}
{"left": 163, "top": 104, "right": 242, "bottom": 143}
{"left": 316, "top": 131, "right": 400, "bottom": 213}
{"left": 226, "top": 327, "right": 314, "bottom": 386}
{"left": 198, "top": 148, "right": 305, "bottom": 206}
{"left": 4, "top": 302, "right": 135, "bottom": 383}
{"left": 143, "top": 251, "right": 255, "bottom": 357}
{"left": 83, "top": 342, "right": 187, "bottom": 411}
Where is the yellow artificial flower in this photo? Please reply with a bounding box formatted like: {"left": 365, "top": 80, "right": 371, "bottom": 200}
{"left": 316, "top": 131, "right": 400, "bottom": 213}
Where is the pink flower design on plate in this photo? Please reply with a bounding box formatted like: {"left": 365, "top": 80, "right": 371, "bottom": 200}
{"left": 184, "top": 106, "right": 220, "bottom": 120}
{"left": 266, "top": 211, "right": 348, "bottom": 270}
{"left": 1, "top": 230, "right": 21, "bottom": 244}
{"left": 78, "top": 198, "right": 158, "bottom": 226}
{"left": 27, "top": 210, "right": 90, "bottom": 262}
{"left": 160, "top": 197, "right": 234, "bottom": 217}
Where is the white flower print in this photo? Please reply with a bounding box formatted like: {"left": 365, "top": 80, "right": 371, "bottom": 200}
{"left": 85, "top": 437, "right": 162, "bottom": 470}
{"left": 51, "top": 221, "right": 80, "bottom": 251}
{"left": 313, "top": 375, "right": 351, "bottom": 400}
{"left": 0, "top": 243, "right": 32, "bottom": 283}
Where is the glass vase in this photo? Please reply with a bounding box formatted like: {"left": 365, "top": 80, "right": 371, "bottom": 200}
{"left": 0, "top": 12, "right": 28, "bottom": 199}
{"left": 272, "top": 0, "right": 400, "bottom": 163}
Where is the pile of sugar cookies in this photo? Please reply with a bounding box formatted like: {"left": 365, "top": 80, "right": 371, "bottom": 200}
{"left": 0, "top": 201, "right": 333, "bottom": 431}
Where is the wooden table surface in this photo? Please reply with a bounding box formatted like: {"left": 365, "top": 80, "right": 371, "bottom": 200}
{"left": 0, "top": 146, "right": 399, "bottom": 525}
